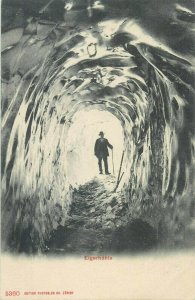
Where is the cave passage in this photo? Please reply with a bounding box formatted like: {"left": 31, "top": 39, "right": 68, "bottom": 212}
{"left": 65, "top": 108, "right": 125, "bottom": 187}
{"left": 1, "top": 0, "right": 195, "bottom": 254}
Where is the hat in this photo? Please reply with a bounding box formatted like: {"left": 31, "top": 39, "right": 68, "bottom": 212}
{"left": 99, "top": 131, "right": 104, "bottom": 136}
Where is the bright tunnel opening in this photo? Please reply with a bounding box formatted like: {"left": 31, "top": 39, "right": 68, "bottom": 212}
{"left": 65, "top": 108, "right": 125, "bottom": 187}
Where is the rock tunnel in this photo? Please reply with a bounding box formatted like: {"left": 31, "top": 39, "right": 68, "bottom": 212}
{"left": 1, "top": 0, "right": 195, "bottom": 253}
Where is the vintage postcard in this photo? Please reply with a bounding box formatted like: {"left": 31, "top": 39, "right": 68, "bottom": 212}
{"left": 1, "top": 0, "right": 195, "bottom": 299}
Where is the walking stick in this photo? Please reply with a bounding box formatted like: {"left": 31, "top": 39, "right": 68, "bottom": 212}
{"left": 112, "top": 149, "right": 115, "bottom": 175}
{"left": 117, "top": 150, "right": 124, "bottom": 184}
{"left": 113, "top": 150, "right": 125, "bottom": 192}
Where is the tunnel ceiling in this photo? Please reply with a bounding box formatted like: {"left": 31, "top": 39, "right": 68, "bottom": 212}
{"left": 1, "top": 0, "right": 195, "bottom": 252}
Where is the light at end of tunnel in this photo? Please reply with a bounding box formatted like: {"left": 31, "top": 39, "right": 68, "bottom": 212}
{"left": 64, "top": 109, "right": 125, "bottom": 187}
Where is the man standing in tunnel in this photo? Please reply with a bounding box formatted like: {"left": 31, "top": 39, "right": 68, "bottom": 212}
{"left": 94, "top": 131, "right": 113, "bottom": 175}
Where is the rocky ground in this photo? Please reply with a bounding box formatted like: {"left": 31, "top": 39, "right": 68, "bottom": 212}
{"left": 45, "top": 175, "right": 131, "bottom": 254}
{"left": 45, "top": 175, "right": 162, "bottom": 255}
{"left": 45, "top": 175, "right": 195, "bottom": 255}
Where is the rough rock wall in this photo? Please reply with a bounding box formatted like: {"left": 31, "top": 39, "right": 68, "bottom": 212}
{"left": 1, "top": 0, "right": 195, "bottom": 251}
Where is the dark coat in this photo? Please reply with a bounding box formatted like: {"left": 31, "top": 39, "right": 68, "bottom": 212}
{"left": 94, "top": 138, "right": 113, "bottom": 158}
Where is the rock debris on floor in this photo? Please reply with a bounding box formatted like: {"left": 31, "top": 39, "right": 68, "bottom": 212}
{"left": 46, "top": 176, "right": 128, "bottom": 254}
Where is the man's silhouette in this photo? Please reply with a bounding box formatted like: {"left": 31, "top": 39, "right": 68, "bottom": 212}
{"left": 94, "top": 131, "right": 113, "bottom": 174}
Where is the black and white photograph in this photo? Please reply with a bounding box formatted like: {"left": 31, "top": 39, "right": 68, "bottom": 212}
{"left": 1, "top": 0, "right": 195, "bottom": 299}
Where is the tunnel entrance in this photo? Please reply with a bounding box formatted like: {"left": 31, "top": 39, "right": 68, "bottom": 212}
{"left": 65, "top": 108, "right": 124, "bottom": 187}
